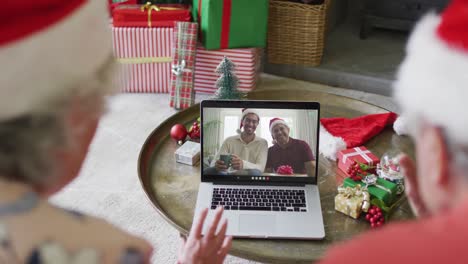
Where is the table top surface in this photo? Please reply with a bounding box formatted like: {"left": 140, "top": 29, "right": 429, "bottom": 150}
{"left": 138, "top": 85, "right": 415, "bottom": 263}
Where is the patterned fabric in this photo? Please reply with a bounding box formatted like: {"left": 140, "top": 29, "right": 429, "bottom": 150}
{"left": 170, "top": 22, "right": 198, "bottom": 109}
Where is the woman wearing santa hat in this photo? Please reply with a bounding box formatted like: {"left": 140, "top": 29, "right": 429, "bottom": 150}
{"left": 265, "top": 118, "right": 316, "bottom": 176}
{"left": 0, "top": 1, "right": 230, "bottom": 263}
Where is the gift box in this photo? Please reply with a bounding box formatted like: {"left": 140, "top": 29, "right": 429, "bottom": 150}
{"left": 343, "top": 177, "right": 398, "bottom": 205}
{"left": 192, "top": 0, "right": 269, "bottom": 50}
{"left": 170, "top": 22, "right": 198, "bottom": 109}
{"left": 137, "top": 0, "right": 191, "bottom": 4}
{"left": 335, "top": 185, "right": 370, "bottom": 219}
{"left": 337, "top": 146, "right": 380, "bottom": 177}
{"left": 175, "top": 141, "right": 201, "bottom": 165}
{"left": 112, "top": 27, "right": 173, "bottom": 93}
{"left": 112, "top": 3, "right": 191, "bottom": 28}
{"left": 194, "top": 45, "right": 261, "bottom": 94}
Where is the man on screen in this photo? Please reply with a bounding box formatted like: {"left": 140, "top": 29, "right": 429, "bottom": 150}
{"left": 265, "top": 118, "right": 316, "bottom": 176}
{"left": 204, "top": 108, "right": 268, "bottom": 176}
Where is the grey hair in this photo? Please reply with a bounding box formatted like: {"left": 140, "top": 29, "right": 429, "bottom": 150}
{"left": 0, "top": 56, "right": 118, "bottom": 189}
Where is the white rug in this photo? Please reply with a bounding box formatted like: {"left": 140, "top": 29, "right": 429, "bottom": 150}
{"left": 50, "top": 93, "right": 259, "bottom": 264}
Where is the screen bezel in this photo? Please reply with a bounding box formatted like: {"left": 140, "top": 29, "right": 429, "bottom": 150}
{"left": 200, "top": 100, "right": 320, "bottom": 185}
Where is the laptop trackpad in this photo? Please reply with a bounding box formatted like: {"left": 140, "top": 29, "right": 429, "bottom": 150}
{"left": 239, "top": 214, "right": 276, "bottom": 235}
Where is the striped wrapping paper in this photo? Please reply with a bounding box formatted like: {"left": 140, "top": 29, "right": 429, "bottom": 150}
{"left": 194, "top": 45, "right": 262, "bottom": 94}
{"left": 112, "top": 27, "right": 173, "bottom": 93}
{"left": 170, "top": 22, "right": 198, "bottom": 109}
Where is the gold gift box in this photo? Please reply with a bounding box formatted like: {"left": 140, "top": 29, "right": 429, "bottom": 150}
{"left": 334, "top": 185, "right": 370, "bottom": 219}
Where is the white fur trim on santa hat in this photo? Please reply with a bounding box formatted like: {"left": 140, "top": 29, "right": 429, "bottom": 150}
{"left": 269, "top": 119, "right": 289, "bottom": 134}
{"left": 0, "top": 0, "right": 112, "bottom": 121}
{"left": 393, "top": 116, "right": 408, "bottom": 136}
{"left": 394, "top": 13, "right": 468, "bottom": 145}
{"left": 319, "top": 125, "right": 347, "bottom": 161}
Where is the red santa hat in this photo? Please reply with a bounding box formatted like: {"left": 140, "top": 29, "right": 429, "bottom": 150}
{"left": 319, "top": 113, "right": 398, "bottom": 160}
{"left": 236, "top": 108, "right": 260, "bottom": 134}
{"left": 269, "top": 117, "right": 289, "bottom": 134}
{"left": 0, "top": 1, "right": 112, "bottom": 121}
{"left": 393, "top": 0, "right": 468, "bottom": 146}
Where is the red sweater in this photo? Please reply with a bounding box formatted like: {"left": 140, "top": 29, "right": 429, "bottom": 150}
{"left": 320, "top": 201, "right": 468, "bottom": 264}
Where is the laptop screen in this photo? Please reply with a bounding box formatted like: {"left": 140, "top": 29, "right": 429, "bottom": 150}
{"left": 200, "top": 100, "right": 320, "bottom": 185}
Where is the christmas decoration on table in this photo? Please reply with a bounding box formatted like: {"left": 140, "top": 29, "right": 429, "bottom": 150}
{"left": 345, "top": 160, "right": 376, "bottom": 182}
{"left": 377, "top": 149, "right": 405, "bottom": 194}
{"left": 112, "top": 2, "right": 191, "bottom": 28}
{"left": 365, "top": 205, "right": 385, "bottom": 228}
{"left": 213, "top": 57, "right": 245, "bottom": 100}
{"left": 188, "top": 118, "right": 201, "bottom": 140}
{"left": 335, "top": 185, "right": 370, "bottom": 219}
{"left": 175, "top": 141, "right": 201, "bottom": 165}
{"left": 319, "top": 112, "right": 398, "bottom": 160}
{"left": 276, "top": 165, "right": 294, "bottom": 175}
{"left": 343, "top": 175, "right": 398, "bottom": 206}
{"left": 194, "top": 45, "right": 261, "bottom": 94}
{"left": 337, "top": 146, "right": 380, "bottom": 177}
{"left": 170, "top": 124, "right": 188, "bottom": 144}
{"left": 192, "top": 0, "right": 269, "bottom": 50}
{"left": 169, "top": 22, "right": 198, "bottom": 109}
{"left": 112, "top": 26, "right": 173, "bottom": 93}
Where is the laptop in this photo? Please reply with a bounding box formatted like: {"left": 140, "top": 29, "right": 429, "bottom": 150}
{"left": 194, "top": 100, "right": 325, "bottom": 239}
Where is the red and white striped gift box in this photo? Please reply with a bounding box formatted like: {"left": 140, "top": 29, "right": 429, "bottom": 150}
{"left": 194, "top": 46, "right": 262, "bottom": 94}
{"left": 112, "top": 27, "right": 173, "bottom": 93}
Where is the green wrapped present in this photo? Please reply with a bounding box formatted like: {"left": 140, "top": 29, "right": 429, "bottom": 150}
{"left": 192, "top": 0, "right": 269, "bottom": 50}
{"left": 343, "top": 176, "right": 398, "bottom": 206}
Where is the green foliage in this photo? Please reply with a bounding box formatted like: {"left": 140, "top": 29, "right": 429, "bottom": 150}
{"left": 214, "top": 57, "right": 245, "bottom": 100}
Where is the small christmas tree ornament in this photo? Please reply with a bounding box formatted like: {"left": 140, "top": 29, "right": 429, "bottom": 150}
{"left": 170, "top": 124, "right": 188, "bottom": 145}
{"left": 213, "top": 56, "right": 244, "bottom": 100}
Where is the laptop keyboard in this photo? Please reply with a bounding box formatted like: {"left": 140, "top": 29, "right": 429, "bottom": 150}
{"left": 211, "top": 187, "right": 307, "bottom": 212}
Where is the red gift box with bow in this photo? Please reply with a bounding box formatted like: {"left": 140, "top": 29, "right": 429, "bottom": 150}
{"left": 112, "top": 3, "right": 191, "bottom": 28}
{"left": 337, "top": 146, "right": 380, "bottom": 177}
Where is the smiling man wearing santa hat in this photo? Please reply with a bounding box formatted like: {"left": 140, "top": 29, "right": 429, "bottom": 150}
{"left": 319, "top": 0, "right": 468, "bottom": 263}
{"left": 0, "top": 1, "right": 231, "bottom": 263}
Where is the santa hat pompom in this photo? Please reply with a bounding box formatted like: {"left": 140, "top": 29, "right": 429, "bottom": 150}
{"left": 237, "top": 108, "right": 260, "bottom": 134}
{"left": 393, "top": 116, "right": 408, "bottom": 136}
{"left": 319, "top": 112, "right": 398, "bottom": 160}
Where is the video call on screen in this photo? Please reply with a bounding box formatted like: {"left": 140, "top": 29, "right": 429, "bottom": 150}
{"left": 202, "top": 107, "right": 318, "bottom": 179}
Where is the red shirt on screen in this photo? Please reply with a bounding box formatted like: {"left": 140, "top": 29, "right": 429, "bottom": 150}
{"left": 266, "top": 138, "right": 314, "bottom": 174}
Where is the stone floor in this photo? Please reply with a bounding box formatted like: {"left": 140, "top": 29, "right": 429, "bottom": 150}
{"left": 264, "top": 16, "right": 409, "bottom": 96}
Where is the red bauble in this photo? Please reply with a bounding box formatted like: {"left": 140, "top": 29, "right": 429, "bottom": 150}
{"left": 170, "top": 124, "right": 188, "bottom": 142}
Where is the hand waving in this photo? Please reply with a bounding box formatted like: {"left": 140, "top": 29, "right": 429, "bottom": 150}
{"left": 177, "top": 207, "right": 232, "bottom": 264}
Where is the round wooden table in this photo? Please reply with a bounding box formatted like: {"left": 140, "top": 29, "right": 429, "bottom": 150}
{"left": 138, "top": 88, "right": 414, "bottom": 263}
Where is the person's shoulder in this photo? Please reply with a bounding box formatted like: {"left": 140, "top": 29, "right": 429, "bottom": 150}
{"left": 320, "top": 215, "right": 468, "bottom": 264}
{"left": 224, "top": 135, "right": 240, "bottom": 142}
{"left": 6, "top": 201, "right": 152, "bottom": 263}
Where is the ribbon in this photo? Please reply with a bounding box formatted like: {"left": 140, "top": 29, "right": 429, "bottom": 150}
{"left": 220, "top": 0, "right": 232, "bottom": 49}
{"left": 362, "top": 174, "right": 392, "bottom": 195}
{"left": 117, "top": 57, "right": 172, "bottom": 64}
{"left": 342, "top": 147, "right": 374, "bottom": 165}
{"left": 172, "top": 59, "right": 192, "bottom": 109}
{"left": 337, "top": 185, "right": 370, "bottom": 213}
{"left": 141, "top": 2, "right": 185, "bottom": 27}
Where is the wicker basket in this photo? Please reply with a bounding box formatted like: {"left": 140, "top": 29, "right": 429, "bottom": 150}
{"left": 267, "top": 0, "right": 330, "bottom": 66}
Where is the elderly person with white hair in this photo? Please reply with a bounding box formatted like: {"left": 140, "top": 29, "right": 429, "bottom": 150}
{"left": 0, "top": 1, "right": 230, "bottom": 263}
{"left": 319, "top": 0, "right": 468, "bottom": 263}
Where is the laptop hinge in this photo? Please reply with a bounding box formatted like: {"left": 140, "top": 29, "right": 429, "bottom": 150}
{"left": 212, "top": 181, "right": 307, "bottom": 187}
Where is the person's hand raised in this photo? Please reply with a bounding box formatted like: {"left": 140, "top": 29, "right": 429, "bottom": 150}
{"left": 230, "top": 154, "right": 243, "bottom": 170}
{"left": 177, "top": 207, "right": 232, "bottom": 264}
{"left": 399, "top": 154, "right": 430, "bottom": 217}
